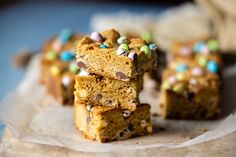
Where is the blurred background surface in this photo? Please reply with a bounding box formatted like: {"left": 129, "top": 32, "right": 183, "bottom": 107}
{"left": 0, "top": 0, "right": 195, "bottom": 100}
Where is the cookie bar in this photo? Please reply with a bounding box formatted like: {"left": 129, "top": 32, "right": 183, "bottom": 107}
{"left": 159, "top": 39, "right": 222, "bottom": 119}
{"left": 40, "top": 28, "right": 81, "bottom": 105}
{"left": 160, "top": 65, "right": 221, "bottom": 119}
{"left": 76, "top": 29, "right": 158, "bottom": 81}
{"left": 167, "top": 38, "right": 221, "bottom": 65}
{"left": 74, "top": 100, "right": 152, "bottom": 142}
{"left": 74, "top": 72, "right": 143, "bottom": 111}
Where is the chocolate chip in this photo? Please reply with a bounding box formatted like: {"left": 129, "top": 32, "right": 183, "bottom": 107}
{"left": 119, "top": 131, "right": 124, "bottom": 138}
{"left": 107, "top": 100, "right": 113, "bottom": 106}
{"left": 186, "top": 91, "right": 195, "bottom": 101}
{"left": 95, "top": 94, "right": 103, "bottom": 100}
{"left": 198, "top": 108, "right": 207, "bottom": 118}
{"left": 128, "top": 123, "right": 134, "bottom": 131}
{"left": 96, "top": 76, "right": 103, "bottom": 82}
{"left": 116, "top": 71, "right": 128, "bottom": 80}
{"left": 77, "top": 61, "right": 87, "bottom": 69}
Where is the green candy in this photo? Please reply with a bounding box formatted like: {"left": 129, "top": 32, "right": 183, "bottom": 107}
{"left": 198, "top": 56, "right": 208, "bottom": 67}
{"left": 173, "top": 83, "right": 185, "bottom": 94}
{"left": 45, "top": 51, "right": 56, "bottom": 60}
{"left": 69, "top": 61, "right": 80, "bottom": 74}
{"left": 141, "top": 32, "right": 152, "bottom": 43}
{"left": 208, "top": 39, "right": 219, "bottom": 51}
{"left": 140, "top": 45, "right": 151, "bottom": 58}
{"left": 118, "top": 43, "right": 129, "bottom": 51}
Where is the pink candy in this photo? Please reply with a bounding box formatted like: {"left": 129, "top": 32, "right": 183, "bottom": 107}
{"left": 90, "top": 32, "right": 103, "bottom": 42}
{"left": 168, "top": 75, "right": 177, "bottom": 84}
{"left": 52, "top": 39, "right": 62, "bottom": 51}
{"left": 179, "top": 47, "right": 192, "bottom": 56}
{"left": 191, "top": 67, "right": 204, "bottom": 76}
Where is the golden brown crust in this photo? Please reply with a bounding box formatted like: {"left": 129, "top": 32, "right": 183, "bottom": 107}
{"left": 76, "top": 29, "right": 157, "bottom": 81}
{"left": 160, "top": 38, "right": 222, "bottom": 119}
{"left": 74, "top": 101, "right": 152, "bottom": 143}
{"left": 40, "top": 33, "right": 82, "bottom": 105}
{"left": 74, "top": 74, "right": 143, "bottom": 111}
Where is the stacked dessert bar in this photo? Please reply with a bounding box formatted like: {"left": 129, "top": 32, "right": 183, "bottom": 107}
{"left": 41, "top": 29, "right": 81, "bottom": 105}
{"left": 159, "top": 39, "right": 222, "bottom": 119}
{"left": 74, "top": 29, "right": 158, "bottom": 142}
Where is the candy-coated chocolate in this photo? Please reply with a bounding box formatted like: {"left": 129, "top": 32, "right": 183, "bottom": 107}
{"left": 90, "top": 32, "right": 103, "bottom": 42}
{"left": 69, "top": 61, "right": 80, "bottom": 74}
{"left": 168, "top": 75, "right": 177, "bottom": 84}
{"left": 179, "top": 46, "right": 192, "bottom": 56}
{"left": 116, "top": 48, "right": 127, "bottom": 56}
{"left": 193, "top": 41, "right": 205, "bottom": 53}
{"left": 176, "top": 64, "right": 188, "bottom": 72}
{"left": 60, "top": 51, "right": 74, "bottom": 62}
{"left": 198, "top": 56, "right": 208, "bottom": 67}
{"left": 118, "top": 43, "right": 129, "bottom": 51}
{"left": 162, "top": 81, "right": 171, "bottom": 89}
{"left": 191, "top": 67, "right": 204, "bottom": 76}
{"left": 140, "top": 45, "right": 151, "bottom": 58}
{"left": 50, "top": 66, "right": 60, "bottom": 75}
{"left": 149, "top": 44, "right": 157, "bottom": 51}
{"left": 208, "top": 39, "right": 219, "bottom": 51}
{"left": 128, "top": 52, "right": 137, "bottom": 60}
{"left": 58, "top": 28, "right": 73, "bottom": 44}
{"left": 117, "top": 36, "right": 128, "bottom": 45}
{"left": 45, "top": 51, "right": 56, "bottom": 60}
{"left": 100, "top": 44, "right": 108, "bottom": 48}
{"left": 176, "top": 73, "right": 185, "bottom": 81}
{"left": 62, "top": 75, "right": 71, "bottom": 87}
{"left": 79, "top": 70, "right": 90, "bottom": 76}
{"left": 173, "top": 83, "right": 185, "bottom": 93}
{"left": 207, "top": 61, "right": 219, "bottom": 73}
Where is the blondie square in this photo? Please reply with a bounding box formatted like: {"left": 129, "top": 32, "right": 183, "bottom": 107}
{"left": 74, "top": 72, "right": 143, "bottom": 111}
{"left": 159, "top": 62, "right": 221, "bottom": 119}
{"left": 76, "top": 29, "right": 158, "bottom": 81}
{"left": 74, "top": 99, "right": 152, "bottom": 142}
{"left": 40, "top": 29, "right": 81, "bottom": 105}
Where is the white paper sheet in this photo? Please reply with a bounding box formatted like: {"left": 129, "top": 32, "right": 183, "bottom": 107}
{"left": 0, "top": 55, "right": 235, "bottom": 152}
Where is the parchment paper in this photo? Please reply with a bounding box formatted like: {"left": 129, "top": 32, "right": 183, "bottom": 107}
{"left": 0, "top": 55, "right": 235, "bottom": 152}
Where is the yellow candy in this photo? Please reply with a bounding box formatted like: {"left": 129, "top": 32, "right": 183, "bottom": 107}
{"left": 173, "top": 83, "right": 185, "bottom": 93}
{"left": 161, "top": 81, "right": 171, "bottom": 89}
{"left": 198, "top": 56, "right": 208, "bottom": 67}
{"left": 50, "top": 66, "right": 60, "bottom": 75}
{"left": 176, "top": 73, "right": 185, "bottom": 81}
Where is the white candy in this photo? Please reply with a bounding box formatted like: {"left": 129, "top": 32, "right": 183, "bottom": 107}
{"left": 116, "top": 48, "right": 126, "bottom": 56}
{"left": 122, "top": 110, "right": 131, "bottom": 117}
{"left": 117, "top": 36, "right": 128, "bottom": 45}
{"left": 79, "top": 70, "right": 90, "bottom": 76}
{"left": 62, "top": 75, "right": 71, "bottom": 87}
{"left": 189, "top": 78, "right": 198, "bottom": 85}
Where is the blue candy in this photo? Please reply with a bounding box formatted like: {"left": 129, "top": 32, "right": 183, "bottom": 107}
{"left": 149, "top": 44, "right": 157, "bottom": 51}
{"left": 207, "top": 61, "right": 219, "bottom": 73}
{"left": 100, "top": 44, "right": 108, "bottom": 48}
{"left": 58, "top": 28, "right": 73, "bottom": 43}
{"left": 60, "top": 51, "right": 74, "bottom": 62}
{"left": 193, "top": 42, "right": 205, "bottom": 53}
{"left": 176, "top": 64, "right": 188, "bottom": 72}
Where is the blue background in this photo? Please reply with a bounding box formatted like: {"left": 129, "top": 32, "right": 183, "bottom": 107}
{"left": 0, "top": 1, "right": 167, "bottom": 137}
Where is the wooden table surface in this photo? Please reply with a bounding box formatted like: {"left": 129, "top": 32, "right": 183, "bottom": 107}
{"left": 1, "top": 129, "right": 236, "bottom": 157}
